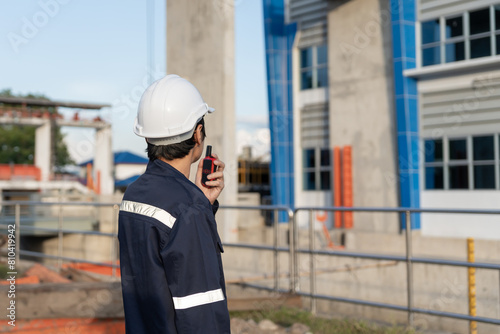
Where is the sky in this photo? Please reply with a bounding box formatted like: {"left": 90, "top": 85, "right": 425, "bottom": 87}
{"left": 0, "top": 0, "right": 269, "bottom": 163}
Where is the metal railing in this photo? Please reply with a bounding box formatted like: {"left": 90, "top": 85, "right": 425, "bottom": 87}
{"left": 1, "top": 201, "right": 500, "bottom": 328}
{"left": 0, "top": 201, "right": 120, "bottom": 276}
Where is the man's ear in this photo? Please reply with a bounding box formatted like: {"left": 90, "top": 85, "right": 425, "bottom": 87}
{"left": 194, "top": 124, "right": 203, "bottom": 145}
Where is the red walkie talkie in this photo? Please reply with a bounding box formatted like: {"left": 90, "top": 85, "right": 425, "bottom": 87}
{"left": 201, "top": 145, "right": 216, "bottom": 188}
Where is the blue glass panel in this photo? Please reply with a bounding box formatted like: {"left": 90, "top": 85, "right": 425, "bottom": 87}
{"left": 301, "top": 70, "right": 313, "bottom": 90}
{"left": 425, "top": 166, "right": 444, "bottom": 189}
{"left": 303, "top": 149, "right": 315, "bottom": 168}
{"left": 317, "top": 45, "right": 327, "bottom": 65}
{"left": 449, "top": 165, "right": 469, "bottom": 189}
{"left": 422, "top": 46, "right": 440, "bottom": 66}
{"left": 421, "top": 19, "right": 440, "bottom": 44}
{"left": 470, "top": 8, "right": 490, "bottom": 35}
{"left": 473, "top": 135, "right": 494, "bottom": 160}
{"left": 303, "top": 172, "right": 315, "bottom": 190}
{"left": 474, "top": 165, "right": 495, "bottom": 189}
{"left": 320, "top": 171, "right": 331, "bottom": 190}
{"left": 471, "top": 37, "right": 491, "bottom": 58}
{"left": 445, "top": 41, "right": 465, "bottom": 62}
{"left": 449, "top": 139, "right": 467, "bottom": 160}
{"left": 317, "top": 67, "right": 328, "bottom": 88}
{"left": 445, "top": 16, "right": 463, "bottom": 38}
{"left": 300, "top": 48, "right": 313, "bottom": 68}
{"left": 424, "top": 139, "right": 443, "bottom": 163}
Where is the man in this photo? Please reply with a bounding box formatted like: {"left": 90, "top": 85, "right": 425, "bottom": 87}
{"left": 118, "top": 74, "right": 230, "bottom": 333}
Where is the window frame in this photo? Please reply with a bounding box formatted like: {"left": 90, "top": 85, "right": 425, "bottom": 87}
{"left": 302, "top": 147, "right": 331, "bottom": 191}
{"left": 419, "top": 5, "right": 500, "bottom": 68}
{"left": 299, "top": 45, "right": 328, "bottom": 90}
{"left": 423, "top": 134, "right": 500, "bottom": 190}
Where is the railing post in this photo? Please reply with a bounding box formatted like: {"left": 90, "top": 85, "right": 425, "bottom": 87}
{"left": 273, "top": 209, "right": 279, "bottom": 293}
{"left": 405, "top": 210, "right": 414, "bottom": 327}
{"left": 288, "top": 209, "right": 296, "bottom": 293}
{"left": 58, "top": 203, "right": 63, "bottom": 269}
{"left": 467, "top": 238, "right": 477, "bottom": 334}
{"left": 14, "top": 204, "right": 20, "bottom": 266}
{"left": 111, "top": 204, "right": 119, "bottom": 278}
{"left": 309, "top": 209, "right": 316, "bottom": 314}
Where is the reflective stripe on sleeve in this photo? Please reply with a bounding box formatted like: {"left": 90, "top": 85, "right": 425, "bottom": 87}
{"left": 172, "top": 288, "right": 225, "bottom": 310}
{"left": 120, "top": 200, "right": 176, "bottom": 229}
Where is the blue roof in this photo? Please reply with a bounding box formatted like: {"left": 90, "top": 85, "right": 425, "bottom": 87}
{"left": 115, "top": 174, "right": 141, "bottom": 187}
{"left": 79, "top": 151, "right": 148, "bottom": 166}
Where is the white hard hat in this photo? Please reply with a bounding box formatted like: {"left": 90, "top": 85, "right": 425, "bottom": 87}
{"left": 134, "top": 74, "right": 215, "bottom": 145}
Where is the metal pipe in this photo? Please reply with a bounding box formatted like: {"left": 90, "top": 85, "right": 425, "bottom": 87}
{"left": 14, "top": 204, "right": 20, "bottom": 266}
{"left": 468, "top": 238, "right": 477, "bottom": 334}
{"left": 19, "top": 249, "right": 120, "bottom": 268}
{"left": 57, "top": 202, "right": 63, "bottom": 269}
{"left": 273, "top": 209, "right": 279, "bottom": 292}
{"left": 309, "top": 209, "right": 316, "bottom": 314}
{"left": 288, "top": 209, "right": 297, "bottom": 293}
{"left": 405, "top": 210, "right": 414, "bottom": 327}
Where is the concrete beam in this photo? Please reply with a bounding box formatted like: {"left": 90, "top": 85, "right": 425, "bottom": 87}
{"left": 94, "top": 126, "right": 114, "bottom": 195}
{"left": 34, "top": 120, "right": 51, "bottom": 182}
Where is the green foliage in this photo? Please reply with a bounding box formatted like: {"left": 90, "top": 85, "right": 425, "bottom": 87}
{"left": 230, "top": 307, "right": 417, "bottom": 334}
{"left": 0, "top": 89, "right": 74, "bottom": 168}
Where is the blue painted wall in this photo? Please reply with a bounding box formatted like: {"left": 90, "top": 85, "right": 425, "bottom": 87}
{"left": 390, "top": 0, "right": 420, "bottom": 229}
{"left": 263, "top": 0, "right": 296, "bottom": 222}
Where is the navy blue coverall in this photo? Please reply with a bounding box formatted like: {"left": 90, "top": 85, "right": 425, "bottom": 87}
{"left": 118, "top": 159, "right": 231, "bottom": 333}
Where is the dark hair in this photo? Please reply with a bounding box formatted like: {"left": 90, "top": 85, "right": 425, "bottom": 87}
{"left": 146, "top": 118, "right": 206, "bottom": 161}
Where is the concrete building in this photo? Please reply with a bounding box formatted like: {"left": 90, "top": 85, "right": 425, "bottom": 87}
{"left": 263, "top": 0, "right": 500, "bottom": 240}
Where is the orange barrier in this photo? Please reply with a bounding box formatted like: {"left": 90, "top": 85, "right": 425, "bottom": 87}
{"left": 62, "top": 261, "right": 121, "bottom": 277}
{"left": 0, "top": 164, "right": 41, "bottom": 181}
{"left": 342, "top": 146, "right": 353, "bottom": 229}
{"left": 333, "top": 147, "right": 342, "bottom": 228}
{"left": 86, "top": 163, "right": 94, "bottom": 191}
{"left": 0, "top": 318, "right": 125, "bottom": 333}
{"left": 96, "top": 170, "right": 101, "bottom": 194}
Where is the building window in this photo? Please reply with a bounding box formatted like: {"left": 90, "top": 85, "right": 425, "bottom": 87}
{"left": 300, "top": 45, "right": 328, "bottom": 90}
{"left": 420, "top": 5, "right": 500, "bottom": 67}
{"left": 303, "top": 148, "right": 331, "bottom": 191}
{"left": 473, "top": 135, "right": 495, "bottom": 189}
{"left": 448, "top": 138, "right": 468, "bottom": 189}
{"left": 424, "top": 134, "right": 499, "bottom": 190}
{"left": 424, "top": 139, "right": 444, "bottom": 189}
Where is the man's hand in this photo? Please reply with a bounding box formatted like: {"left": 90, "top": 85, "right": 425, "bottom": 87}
{"left": 195, "top": 153, "right": 225, "bottom": 204}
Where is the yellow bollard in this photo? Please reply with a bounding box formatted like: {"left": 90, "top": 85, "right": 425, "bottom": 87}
{"left": 467, "top": 237, "right": 477, "bottom": 334}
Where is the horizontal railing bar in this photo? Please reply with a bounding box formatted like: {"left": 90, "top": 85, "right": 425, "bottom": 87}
{"left": 17, "top": 250, "right": 120, "bottom": 268}
{"left": 223, "top": 243, "right": 289, "bottom": 252}
{"left": 10, "top": 224, "right": 116, "bottom": 237}
{"left": 296, "top": 249, "right": 406, "bottom": 262}
{"left": 2, "top": 201, "right": 500, "bottom": 214}
{"left": 298, "top": 292, "right": 500, "bottom": 325}
{"left": 295, "top": 206, "right": 500, "bottom": 214}
{"left": 412, "top": 307, "right": 500, "bottom": 325}
{"left": 296, "top": 248, "right": 500, "bottom": 270}
{"left": 296, "top": 291, "right": 408, "bottom": 312}
{"left": 235, "top": 282, "right": 291, "bottom": 294}
{"left": 1, "top": 201, "right": 120, "bottom": 207}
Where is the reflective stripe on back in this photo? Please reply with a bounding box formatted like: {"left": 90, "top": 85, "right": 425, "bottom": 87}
{"left": 120, "top": 200, "right": 176, "bottom": 229}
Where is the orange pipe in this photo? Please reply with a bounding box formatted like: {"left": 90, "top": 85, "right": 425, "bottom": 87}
{"left": 333, "top": 147, "right": 342, "bottom": 228}
{"left": 86, "top": 163, "right": 93, "bottom": 191}
{"left": 343, "top": 146, "right": 353, "bottom": 229}
{"left": 96, "top": 171, "right": 101, "bottom": 195}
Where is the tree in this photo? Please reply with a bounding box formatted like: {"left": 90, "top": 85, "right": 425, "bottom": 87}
{"left": 0, "top": 89, "right": 74, "bottom": 169}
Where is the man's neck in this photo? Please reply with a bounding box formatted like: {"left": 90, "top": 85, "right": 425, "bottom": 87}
{"left": 160, "top": 154, "right": 192, "bottom": 179}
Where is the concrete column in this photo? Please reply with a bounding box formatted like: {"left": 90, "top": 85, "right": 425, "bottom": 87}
{"left": 35, "top": 120, "right": 51, "bottom": 182}
{"left": 94, "top": 126, "right": 114, "bottom": 195}
{"left": 328, "top": 0, "right": 399, "bottom": 233}
{"left": 167, "top": 1, "right": 237, "bottom": 242}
